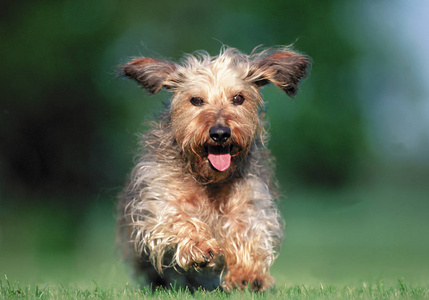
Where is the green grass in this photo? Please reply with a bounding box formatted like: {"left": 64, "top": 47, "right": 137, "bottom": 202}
{"left": 1, "top": 182, "right": 429, "bottom": 299}
{"left": 1, "top": 275, "right": 428, "bottom": 299}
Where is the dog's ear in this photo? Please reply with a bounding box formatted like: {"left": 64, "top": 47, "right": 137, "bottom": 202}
{"left": 249, "top": 50, "right": 311, "bottom": 97}
{"left": 121, "top": 58, "right": 176, "bottom": 94}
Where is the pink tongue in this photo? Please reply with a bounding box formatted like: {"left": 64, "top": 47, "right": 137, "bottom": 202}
{"left": 208, "top": 152, "right": 231, "bottom": 172}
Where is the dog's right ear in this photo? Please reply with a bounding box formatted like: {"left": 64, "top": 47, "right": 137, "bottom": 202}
{"left": 121, "top": 58, "right": 176, "bottom": 94}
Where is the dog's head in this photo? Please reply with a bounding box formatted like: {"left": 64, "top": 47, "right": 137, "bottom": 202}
{"left": 122, "top": 47, "right": 311, "bottom": 183}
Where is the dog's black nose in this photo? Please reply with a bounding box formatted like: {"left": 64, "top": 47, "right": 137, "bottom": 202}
{"left": 209, "top": 125, "right": 231, "bottom": 143}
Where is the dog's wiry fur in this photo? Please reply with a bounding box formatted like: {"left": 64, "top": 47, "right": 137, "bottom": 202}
{"left": 117, "top": 46, "right": 311, "bottom": 292}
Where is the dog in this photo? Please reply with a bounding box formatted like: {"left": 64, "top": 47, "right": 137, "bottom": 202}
{"left": 117, "top": 46, "right": 310, "bottom": 292}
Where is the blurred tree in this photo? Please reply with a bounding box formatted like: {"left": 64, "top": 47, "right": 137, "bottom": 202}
{"left": 0, "top": 0, "right": 124, "bottom": 202}
{"left": 0, "top": 0, "right": 367, "bottom": 206}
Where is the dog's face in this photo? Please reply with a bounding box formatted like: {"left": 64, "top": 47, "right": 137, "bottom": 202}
{"left": 168, "top": 56, "right": 265, "bottom": 183}
{"left": 122, "top": 47, "right": 310, "bottom": 183}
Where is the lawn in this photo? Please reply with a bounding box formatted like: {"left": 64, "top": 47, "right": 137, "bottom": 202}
{"left": 2, "top": 276, "right": 428, "bottom": 299}
{"left": 1, "top": 182, "right": 429, "bottom": 299}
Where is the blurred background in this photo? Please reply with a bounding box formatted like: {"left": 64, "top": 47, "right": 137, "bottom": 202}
{"left": 1, "top": 0, "right": 428, "bottom": 288}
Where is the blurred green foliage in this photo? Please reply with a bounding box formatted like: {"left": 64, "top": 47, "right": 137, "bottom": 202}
{"left": 1, "top": 0, "right": 428, "bottom": 290}
{"left": 1, "top": 0, "right": 367, "bottom": 203}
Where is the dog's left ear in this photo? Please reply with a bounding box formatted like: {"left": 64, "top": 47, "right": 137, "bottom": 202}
{"left": 121, "top": 58, "right": 176, "bottom": 94}
{"left": 248, "top": 50, "right": 311, "bottom": 97}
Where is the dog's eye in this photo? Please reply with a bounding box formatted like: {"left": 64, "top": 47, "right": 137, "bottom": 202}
{"left": 232, "top": 94, "right": 245, "bottom": 105}
{"left": 190, "top": 97, "right": 204, "bottom": 106}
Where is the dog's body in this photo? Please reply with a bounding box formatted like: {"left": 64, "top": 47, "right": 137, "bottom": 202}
{"left": 117, "top": 46, "right": 310, "bottom": 292}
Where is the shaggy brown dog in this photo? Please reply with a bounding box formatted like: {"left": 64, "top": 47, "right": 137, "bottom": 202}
{"left": 117, "top": 46, "right": 310, "bottom": 292}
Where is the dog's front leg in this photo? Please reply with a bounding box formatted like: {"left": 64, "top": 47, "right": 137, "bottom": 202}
{"left": 219, "top": 196, "right": 281, "bottom": 292}
{"left": 134, "top": 206, "right": 222, "bottom": 272}
{"left": 170, "top": 217, "right": 222, "bottom": 270}
{"left": 221, "top": 229, "right": 275, "bottom": 291}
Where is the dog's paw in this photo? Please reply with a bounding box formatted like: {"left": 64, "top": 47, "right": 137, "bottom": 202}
{"left": 223, "top": 270, "right": 274, "bottom": 292}
{"left": 192, "top": 238, "right": 222, "bottom": 269}
{"left": 176, "top": 238, "right": 222, "bottom": 270}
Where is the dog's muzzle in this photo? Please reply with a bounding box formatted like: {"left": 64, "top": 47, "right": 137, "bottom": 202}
{"left": 207, "top": 125, "right": 231, "bottom": 172}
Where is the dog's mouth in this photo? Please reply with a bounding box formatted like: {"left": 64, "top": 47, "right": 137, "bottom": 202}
{"left": 205, "top": 144, "right": 241, "bottom": 172}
